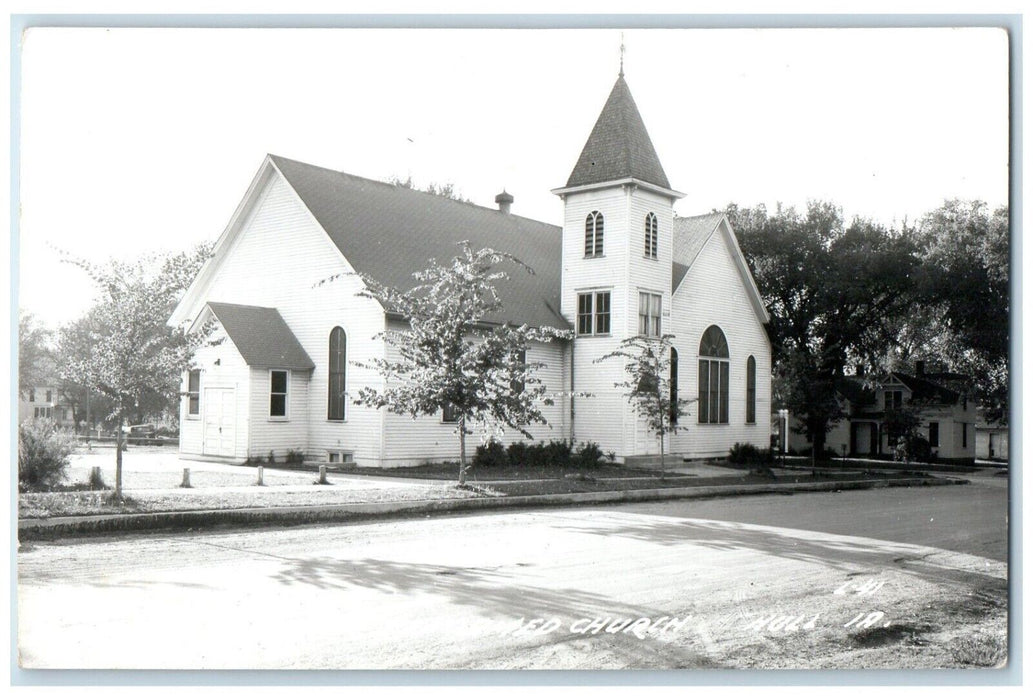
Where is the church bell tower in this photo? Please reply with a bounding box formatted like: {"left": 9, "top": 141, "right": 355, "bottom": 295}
{"left": 552, "top": 71, "right": 685, "bottom": 458}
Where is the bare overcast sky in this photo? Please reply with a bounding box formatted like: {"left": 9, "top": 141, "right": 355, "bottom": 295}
{"left": 17, "top": 26, "right": 1009, "bottom": 327}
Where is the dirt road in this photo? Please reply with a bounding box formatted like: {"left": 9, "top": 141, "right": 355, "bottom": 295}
{"left": 18, "top": 484, "right": 1007, "bottom": 670}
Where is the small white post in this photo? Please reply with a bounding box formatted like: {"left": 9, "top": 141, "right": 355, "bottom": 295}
{"left": 181, "top": 468, "right": 191, "bottom": 488}
{"left": 318, "top": 465, "right": 328, "bottom": 485}
{"left": 257, "top": 465, "right": 264, "bottom": 486}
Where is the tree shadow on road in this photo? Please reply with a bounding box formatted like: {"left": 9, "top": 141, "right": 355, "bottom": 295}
{"left": 270, "top": 555, "right": 674, "bottom": 624}
{"left": 555, "top": 513, "right": 1005, "bottom": 590}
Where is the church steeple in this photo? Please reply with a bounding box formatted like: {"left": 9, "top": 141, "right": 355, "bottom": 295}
{"left": 565, "top": 74, "right": 671, "bottom": 190}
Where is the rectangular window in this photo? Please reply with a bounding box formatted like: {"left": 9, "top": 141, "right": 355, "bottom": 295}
{"left": 270, "top": 370, "right": 288, "bottom": 418}
{"left": 34, "top": 406, "right": 53, "bottom": 419}
{"left": 327, "top": 452, "right": 340, "bottom": 463}
{"left": 595, "top": 292, "right": 610, "bottom": 334}
{"left": 962, "top": 423, "right": 968, "bottom": 448}
{"left": 577, "top": 293, "right": 593, "bottom": 335}
{"left": 511, "top": 349, "right": 527, "bottom": 394}
{"left": 442, "top": 403, "right": 459, "bottom": 423}
{"left": 577, "top": 291, "right": 611, "bottom": 336}
{"left": 45, "top": 390, "right": 52, "bottom": 403}
{"left": 929, "top": 422, "right": 939, "bottom": 447}
{"left": 187, "top": 370, "right": 201, "bottom": 417}
{"left": 638, "top": 292, "right": 662, "bottom": 337}
{"left": 884, "top": 390, "right": 902, "bottom": 409}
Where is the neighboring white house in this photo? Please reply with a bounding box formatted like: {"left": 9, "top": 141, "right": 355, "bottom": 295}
{"left": 788, "top": 366, "right": 977, "bottom": 465}
{"left": 18, "top": 385, "right": 75, "bottom": 427}
{"left": 169, "top": 72, "right": 773, "bottom": 466}
{"left": 975, "top": 411, "right": 1008, "bottom": 462}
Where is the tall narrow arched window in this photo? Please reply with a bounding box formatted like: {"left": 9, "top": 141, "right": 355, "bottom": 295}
{"left": 670, "top": 347, "right": 679, "bottom": 425}
{"left": 645, "top": 212, "right": 658, "bottom": 259}
{"left": 585, "top": 211, "right": 604, "bottom": 257}
{"left": 746, "top": 355, "right": 757, "bottom": 424}
{"left": 328, "top": 327, "right": 346, "bottom": 421}
{"left": 698, "top": 325, "right": 730, "bottom": 424}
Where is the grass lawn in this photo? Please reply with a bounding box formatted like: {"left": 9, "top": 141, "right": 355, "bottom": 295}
{"left": 19, "top": 451, "right": 927, "bottom": 520}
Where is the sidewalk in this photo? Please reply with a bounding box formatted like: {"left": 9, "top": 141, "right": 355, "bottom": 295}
{"left": 18, "top": 470, "right": 967, "bottom": 541}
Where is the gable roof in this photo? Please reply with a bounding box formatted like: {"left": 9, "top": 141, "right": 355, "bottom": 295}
{"left": 673, "top": 212, "right": 724, "bottom": 270}
{"left": 205, "top": 302, "right": 315, "bottom": 371}
{"left": 269, "top": 155, "right": 568, "bottom": 330}
{"left": 835, "top": 377, "right": 877, "bottom": 407}
{"left": 565, "top": 75, "right": 671, "bottom": 190}
{"left": 671, "top": 212, "right": 770, "bottom": 325}
{"left": 891, "top": 372, "right": 962, "bottom": 404}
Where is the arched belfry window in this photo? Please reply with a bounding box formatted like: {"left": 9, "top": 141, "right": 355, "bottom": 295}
{"left": 645, "top": 212, "right": 658, "bottom": 259}
{"left": 746, "top": 355, "right": 757, "bottom": 424}
{"left": 698, "top": 325, "right": 729, "bottom": 424}
{"left": 585, "top": 211, "right": 604, "bottom": 257}
{"left": 328, "top": 327, "right": 347, "bottom": 421}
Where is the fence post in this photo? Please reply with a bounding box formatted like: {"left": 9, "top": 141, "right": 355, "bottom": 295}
{"left": 181, "top": 468, "right": 191, "bottom": 488}
{"left": 257, "top": 465, "right": 264, "bottom": 486}
{"left": 318, "top": 465, "right": 328, "bottom": 485}
{"left": 89, "top": 466, "right": 102, "bottom": 487}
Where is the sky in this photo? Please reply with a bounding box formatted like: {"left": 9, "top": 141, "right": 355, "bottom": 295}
{"left": 16, "top": 25, "right": 1010, "bottom": 329}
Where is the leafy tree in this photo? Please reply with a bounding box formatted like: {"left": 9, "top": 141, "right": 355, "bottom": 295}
{"left": 387, "top": 175, "right": 471, "bottom": 203}
{"left": 595, "top": 334, "right": 692, "bottom": 476}
{"left": 883, "top": 403, "right": 926, "bottom": 466}
{"left": 60, "top": 244, "right": 212, "bottom": 498}
{"left": 18, "top": 312, "right": 54, "bottom": 398}
{"left": 55, "top": 310, "right": 116, "bottom": 432}
{"left": 340, "top": 242, "right": 570, "bottom": 485}
{"left": 913, "top": 200, "right": 1009, "bottom": 422}
{"left": 727, "top": 201, "right": 922, "bottom": 463}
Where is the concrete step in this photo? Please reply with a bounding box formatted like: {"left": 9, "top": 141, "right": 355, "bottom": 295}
{"left": 622, "top": 455, "right": 693, "bottom": 470}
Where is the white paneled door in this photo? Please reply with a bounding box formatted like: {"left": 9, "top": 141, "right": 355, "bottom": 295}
{"left": 202, "top": 387, "right": 236, "bottom": 457}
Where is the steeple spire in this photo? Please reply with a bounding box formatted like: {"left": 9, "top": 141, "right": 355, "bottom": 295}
{"left": 564, "top": 73, "right": 671, "bottom": 190}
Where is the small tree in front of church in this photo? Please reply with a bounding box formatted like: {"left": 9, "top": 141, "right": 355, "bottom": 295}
{"left": 595, "top": 335, "right": 693, "bottom": 477}
{"left": 343, "top": 243, "right": 572, "bottom": 486}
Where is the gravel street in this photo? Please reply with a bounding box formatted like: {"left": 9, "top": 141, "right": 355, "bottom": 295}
{"left": 17, "top": 477, "right": 1008, "bottom": 671}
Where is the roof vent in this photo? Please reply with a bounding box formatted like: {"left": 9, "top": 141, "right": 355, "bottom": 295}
{"left": 495, "top": 190, "right": 514, "bottom": 214}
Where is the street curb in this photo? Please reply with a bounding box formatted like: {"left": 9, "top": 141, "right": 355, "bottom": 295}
{"left": 17, "top": 476, "right": 965, "bottom": 540}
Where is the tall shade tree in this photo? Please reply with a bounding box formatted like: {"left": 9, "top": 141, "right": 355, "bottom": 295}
{"left": 18, "top": 312, "right": 54, "bottom": 398}
{"left": 727, "top": 201, "right": 921, "bottom": 462}
{"left": 914, "top": 200, "right": 1009, "bottom": 423}
{"left": 330, "top": 242, "right": 571, "bottom": 485}
{"left": 595, "top": 334, "right": 693, "bottom": 476}
{"left": 61, "top": 244, "right": 213, "bottom": 498}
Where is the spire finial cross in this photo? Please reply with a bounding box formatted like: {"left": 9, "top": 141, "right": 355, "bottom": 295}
{"left": 619, "top": 32, "right": 625, "bottom": 77}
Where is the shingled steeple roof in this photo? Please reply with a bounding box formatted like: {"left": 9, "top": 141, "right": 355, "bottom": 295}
{"left": 565, "top": 74, "right": 671, "bottom": 190}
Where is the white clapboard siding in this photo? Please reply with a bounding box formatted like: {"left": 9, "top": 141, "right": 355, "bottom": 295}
{"left": 380, "top": 333, "right": 570, "bottom": 466}
{"left": 246, "top": 368, "right": 311, "bottom": 462}
{"left": 194, "top": 170, "right": 388, "bottom": 464}
{"left": 561, "top": 185, "right": 680, "bottom": 457}
{"left": 179, "top": 323, "right": 251, "bottom": 459}
{"left": 667, "top": 224, "right": 772, "bottom": 458}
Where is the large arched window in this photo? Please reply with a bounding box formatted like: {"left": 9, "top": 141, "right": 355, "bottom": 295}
{"left": 746, "top": 355, "right": 757, "bottom": 424}
{"left": 585, "top": 211, "right": 604, "bottom": 257}
{"left": 328, "top": 327, "right": 347, "bottom": 421}
{"left": 670, "top": 347, "right": 679, "bottom": 425}
{"left": 698, "top": 325, "right": 729, "bottom": 424}
{"left": 644, "top": 212, "right": 658, "bottom": 259}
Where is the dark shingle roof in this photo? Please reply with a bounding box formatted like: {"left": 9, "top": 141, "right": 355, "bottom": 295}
{"left": 566, "top": 75, "right": 671, "bottom": 190}
{"left": 206, "top": 302, "right": 315, "bottom": 371}
{"left": 893, "top": 373, "right": 961, "bottom": 404}
{"left": 270, "top": 155, "right": 568, "bottom": 330}
{"left": 836, "top": 377, "right": 876, "bottom": 407}
{"left": 671, "top": 213, "right": 725, "bottom": 291}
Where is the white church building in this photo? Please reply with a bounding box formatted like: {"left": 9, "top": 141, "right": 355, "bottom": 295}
{"left": 169, "top": 72, "right": 772, "bottom": 467}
